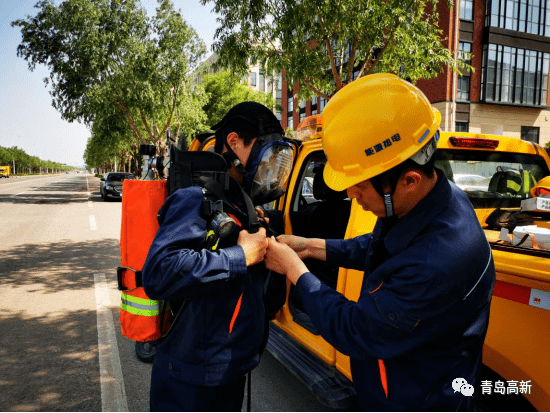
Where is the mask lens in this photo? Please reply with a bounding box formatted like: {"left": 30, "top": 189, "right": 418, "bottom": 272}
{"left": 250, "top": 143, "right": 293, "bottom": 200}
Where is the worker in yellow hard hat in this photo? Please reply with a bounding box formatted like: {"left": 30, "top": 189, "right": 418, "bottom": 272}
{"left": 265, "top": 74, "right": 496, "bottom": 411}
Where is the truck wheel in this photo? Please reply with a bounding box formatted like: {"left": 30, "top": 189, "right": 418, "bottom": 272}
{"left": 135, "top": 341, "right": 156, "bottom": 363}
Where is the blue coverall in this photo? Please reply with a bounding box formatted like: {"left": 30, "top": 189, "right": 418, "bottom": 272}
{"left": 142, "top": 186, "right": 269, "bottom": 411}
{"left": 295, "top": 170, "right": 496, "bottom": 411}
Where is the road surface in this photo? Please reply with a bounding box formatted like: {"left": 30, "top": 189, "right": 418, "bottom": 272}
{"left": 0, "top": 173, "right": 341, "bottom": 412}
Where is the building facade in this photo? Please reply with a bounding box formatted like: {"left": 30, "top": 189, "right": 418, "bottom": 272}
{"left": 281, "top": 0, "right": 550, "bottom": 148}
{"left": 242, "top": 59, "right": 284, "bottom": 122}
{"left": 193, "top": 53, "right": 283, "bottom": 121}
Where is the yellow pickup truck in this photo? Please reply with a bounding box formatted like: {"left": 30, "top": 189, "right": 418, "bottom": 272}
{"left": 264, "top": 118, "right": 550, "bottom": 411}
{"left": 190, "top": 120, "right": 550, "bottom": 410}
{"left": 0, "top": 166, "right": 10, "bottom": 178}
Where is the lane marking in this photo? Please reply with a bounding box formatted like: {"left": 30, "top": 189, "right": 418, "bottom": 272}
{"left": 94, "top": 273, "right": 129, "bottom": 412}
{"left": 90, "top": 215, "right": 97, "bottom": 230}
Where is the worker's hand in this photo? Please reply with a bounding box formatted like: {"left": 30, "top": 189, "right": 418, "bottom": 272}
{"left": 255, "top": 207, "right": 270, "bottom": 224}
{"left": 238, "top": 227, "right": 268, "bottom": 267}
{"left": 276, "top": 235, "right": 310, "bottom": 259}
{"left": 266, "top": 237, "right": 309, "bottom": 285}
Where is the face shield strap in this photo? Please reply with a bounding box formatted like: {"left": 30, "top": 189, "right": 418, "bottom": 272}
{"left": 222, "top": 150, "right": 248, "bottom": 178}
{"left": 245, "top": 140, "right": 265, "bottom": 176}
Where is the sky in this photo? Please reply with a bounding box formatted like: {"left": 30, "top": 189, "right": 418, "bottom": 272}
{"left": 0, "top": 0, "right": 220, "bottom": 167}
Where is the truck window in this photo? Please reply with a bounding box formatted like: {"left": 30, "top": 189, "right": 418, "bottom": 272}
{"left": 435, "top": 150, "right": 550, "bottom": 208}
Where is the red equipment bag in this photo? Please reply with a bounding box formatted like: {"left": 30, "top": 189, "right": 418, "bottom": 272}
{"left": 118, "top": 179, "right": 170, "bottom": 342}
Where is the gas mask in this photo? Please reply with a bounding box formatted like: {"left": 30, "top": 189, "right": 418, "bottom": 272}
{"left": 244, "top": 138, "right": 294, "bottom": 205}
{"left": 212, "top": 102, "right": 294, "bottom": 205}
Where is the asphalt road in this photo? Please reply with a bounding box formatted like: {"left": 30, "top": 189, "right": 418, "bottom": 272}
{"left": 0, "top": 173, "right": 341, "bottom": 412}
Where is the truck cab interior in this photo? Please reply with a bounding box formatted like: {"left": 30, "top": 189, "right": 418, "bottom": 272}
{"left": 288, "top": 151, "right": 352, "bottom": 333}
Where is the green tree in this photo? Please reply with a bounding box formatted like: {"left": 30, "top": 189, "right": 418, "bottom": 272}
{"left": 12, "top": 0, "right": 207, "bottom": 150}
{"left": 202, "top": 0, "right": 470, "bottom": 102}
{"left": 0, "top": 145, "right": 73, "bottom": 174}
{"left": 201, "top": 69, "right": 279, "bottom": 127}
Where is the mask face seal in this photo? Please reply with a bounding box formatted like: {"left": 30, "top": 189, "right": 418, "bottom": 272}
{"left": 245, "top": 141, "right": 294, "bottom": 205}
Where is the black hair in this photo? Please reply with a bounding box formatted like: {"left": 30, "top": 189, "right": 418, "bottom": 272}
{"left": 370, "top": 151, "right": 437, "bottom": 197}
{"left": 218, "top": 118, "right": 257, "bottom": 148}
{"left": 213, "top": 101, "right": 284, "bottom": 154}
{"left": 396, "top": 153, "right": 437, "bottom": 179}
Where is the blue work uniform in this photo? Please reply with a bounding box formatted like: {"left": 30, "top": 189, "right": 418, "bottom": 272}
{"left": 142, "top": 186, "right": 269, "bottom": 411}
{"left": 296, "top": 170, "right": 496, "bottom": 411}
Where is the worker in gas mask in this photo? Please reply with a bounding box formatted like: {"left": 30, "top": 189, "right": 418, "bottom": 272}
{"left": 142, "top": 102, "right": 293, "bottom": 411}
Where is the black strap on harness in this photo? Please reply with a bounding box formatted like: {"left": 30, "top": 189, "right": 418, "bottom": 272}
{"left": 201, "top": 178, "right": 260, "bottom": 234}
{"left": 116, "top": 267, "right": 142, "bottom": 291}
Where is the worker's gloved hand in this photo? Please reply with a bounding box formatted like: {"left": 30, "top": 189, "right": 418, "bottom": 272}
{"left": 485, "top": 208, "right": 533, "bottom": 231}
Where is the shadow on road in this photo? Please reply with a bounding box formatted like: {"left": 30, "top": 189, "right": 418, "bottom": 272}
{"left": 0, "top": 177, "right": 91, "bottom": 205}
{"left": 0, "top": 239, "right": 120, "bottom": 293}
{"left": 0, "top": 309, "right": 101, "bottom": 412}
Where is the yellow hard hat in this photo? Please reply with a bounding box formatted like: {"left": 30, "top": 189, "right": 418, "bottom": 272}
{"left": 530, "top": 176, "right": 550, "bottom": 197}
{"left": 322, "top": 73, "right": 441, "bottom": 191}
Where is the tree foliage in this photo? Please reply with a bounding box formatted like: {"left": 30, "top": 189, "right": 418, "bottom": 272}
{"left": 201, "top": 69, "right": 279, "bottom": 127}
{"left": 12, "top": 0, "right": 207, "bottom": 151}
{"left": 0, "top": 146, "right": 73, "bottom": 174}
{"left": 203, "top": 0, "right": 470, "bottom": 102}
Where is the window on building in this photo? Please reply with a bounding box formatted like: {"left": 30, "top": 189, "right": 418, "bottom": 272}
{"left": 320, "top": 97, "right": 327, "bottom": 112}
{"left": 460, "top": 0, "right": 474, "bottom": 20}
{"left": 456, "top": 121, "right": 470, "bottom": 132}
{"left": 521, "top": 126, "right": 540, "bottom": 143}
{"left": 457, "top": 76, "right": 471, "bottom": 100}
{"left": 275, "top": 74, "right": 283, "bottom": 120}
{"left": 481, "top": 43, "right": 550, "bottom": 106}
{"left": 259, "top": 72, "right": 265, "bottom": 92}
{"left": 287, "top": 116, "right": 293, "bottom": 130}
{"left": 299, "top": 112, "right": 306, "bottom": 122}
{"left": 250, "top": 72, "right": 257, "bottom": 87}
{"left": 459, "top": 42, "right": 472, "bottom": 65}
{"left": 458, "top": 42, "right": 472, "bottom": 101}
{"left": 487, "top": 0, "right": 550, "bottom": 36}
{"left": 287, "top": 96, "right": 293, "bottom": 113}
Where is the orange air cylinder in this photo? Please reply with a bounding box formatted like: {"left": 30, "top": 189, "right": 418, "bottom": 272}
{"left": 119, "top": 179, "right": 169, "bottom": 342}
